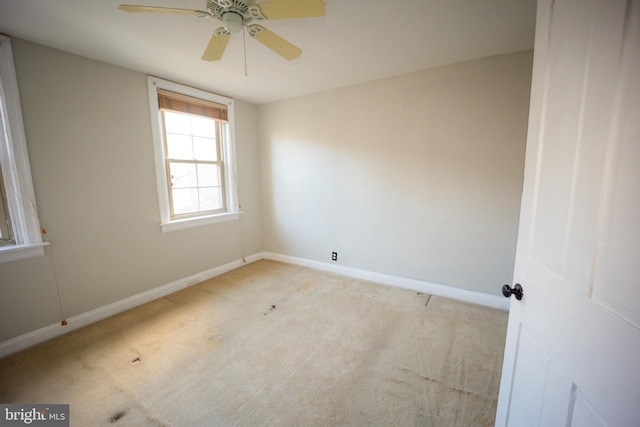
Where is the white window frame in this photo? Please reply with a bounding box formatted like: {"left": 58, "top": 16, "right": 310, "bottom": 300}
{"left": 0, "top": 36, "right": 47, "bottom": 263}
{"left": 147, "top": 76, "right": 239, "bottom": 233}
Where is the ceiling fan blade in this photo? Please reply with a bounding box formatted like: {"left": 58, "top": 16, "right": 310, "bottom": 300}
{"left": 202, "top": 29, "right": 231, "bottom": 61}
{"left": 118, "top": 5, "right": 206, "bottom": 16}
{"left": 257, "top": 0, "right": 326, "bottom": 19}
{"left": 248, "top": 25, "right": 302, "bottom": 60}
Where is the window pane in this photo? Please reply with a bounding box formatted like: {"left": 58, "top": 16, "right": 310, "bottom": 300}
{"left": 163, "top": 111, "right": 191, "bottom": 134}
{"left": 166, "top": 133, "right": 193, "bottom": 159}
{"left": 193, "top": 136, "right": 218, "bottom": 161}
{"left": 0, "top": 162, "right": 13, "bottom": 243}
{"left": 197, "top": 164, "right": 220, "bottom": 187}
{"left": 172, "top": 188, "right": 199, "bottom": 215}
{"left": 170, "top": 162, "right": 197, "bottom": 188}
{"left": 191, "top": 115, "right": 216, "bottom": 137}
{"left": 199, "top": 187, "right": 223, "bottom": 211}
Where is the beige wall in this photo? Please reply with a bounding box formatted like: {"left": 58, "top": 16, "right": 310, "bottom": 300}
{"left": 259, "top": 51, "right": 532, "bottom": 295}
{"left": 0, "top": 39, "right": 263, "bottom": 342}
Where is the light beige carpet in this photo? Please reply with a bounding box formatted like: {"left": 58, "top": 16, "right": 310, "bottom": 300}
{"left": 0, "top": 260, "right": 508, "bottom": 426}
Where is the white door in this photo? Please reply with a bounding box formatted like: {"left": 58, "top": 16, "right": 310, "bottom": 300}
{"left": 495, "top": 0, "right": 640, "bottom": 426}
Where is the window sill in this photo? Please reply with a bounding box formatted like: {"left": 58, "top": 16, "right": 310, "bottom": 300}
{"left": 0, "top": 242, "right": 49, "bottom": 264}
{"left": 160, "top": 212, "right": 241, "bottom": 233}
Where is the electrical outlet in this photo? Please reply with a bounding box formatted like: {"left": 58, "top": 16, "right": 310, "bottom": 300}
{"left": 331, "top": 252, "right": 338, "bottom": 261}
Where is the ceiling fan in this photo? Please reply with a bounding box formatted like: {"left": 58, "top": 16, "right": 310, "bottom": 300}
{"left": 118, "top": 0, "right": 326, "bottom": 61}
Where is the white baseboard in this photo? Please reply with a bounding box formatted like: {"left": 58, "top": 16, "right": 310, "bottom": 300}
{"left": 1, "top": 251, "right": 508, "bottom": 358}
{"left": 263, "top": 252, "right": 510, "bottom": 311}
{"left": 0, "top": 253, "right": 264, "bottom": 358}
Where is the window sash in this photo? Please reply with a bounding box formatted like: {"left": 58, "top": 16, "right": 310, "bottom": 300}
{"left": 166, "top": 159, "right": 226, "bottom": 219}
{"left": 161, "top": 110, "right": 227, "bottom": 219}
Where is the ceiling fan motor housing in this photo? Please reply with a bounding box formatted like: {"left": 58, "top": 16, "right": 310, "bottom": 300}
{"left": 222, "top": 11, "right": 244, "bottom": 32}
{"left": 207, "top": 0, "right": 251, "bottom": 18}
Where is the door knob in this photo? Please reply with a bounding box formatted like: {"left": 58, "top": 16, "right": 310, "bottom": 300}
{"left": 502, "top": 284, "right": 523, "bottom": 300}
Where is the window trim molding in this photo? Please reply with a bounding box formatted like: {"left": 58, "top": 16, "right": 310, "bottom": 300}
{"left": 0, "top": 242, "right": 48, "bottom": 263}
{"left": 147, "top": 76, "right": 239, "bottom": 233}
{"left": 0, "top": 36, "right": 47, "bottom": 263}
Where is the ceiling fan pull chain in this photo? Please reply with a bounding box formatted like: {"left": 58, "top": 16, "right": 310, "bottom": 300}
{"left": 243, "top": 27, "right": 248, "bottom": 76}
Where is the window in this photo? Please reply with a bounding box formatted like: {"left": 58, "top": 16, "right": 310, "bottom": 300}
{"left": 0, "top": 35, "right": 47, "bottom": 263}
{"left": 160, "top": 90, "right": 227, "bottom": 218}
{"left": 148, "top": 77, "right": 239, "bottom": 232}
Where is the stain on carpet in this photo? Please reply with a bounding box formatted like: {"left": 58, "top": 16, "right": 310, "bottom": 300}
{"left": 110, "top": 410, "right": 127, "bottom": 423}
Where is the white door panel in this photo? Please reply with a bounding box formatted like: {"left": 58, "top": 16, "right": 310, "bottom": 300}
{"left": 496, "top": 0, "right": 640, "bottom": 426}
{"left": 570, "top": 390, "right": 606, "bottom": 427}
{"left": 590, "top": 14, "right": 640, "bottom": 328}
{"left": 506, "top": 327, "right": 549, "bottom": 426}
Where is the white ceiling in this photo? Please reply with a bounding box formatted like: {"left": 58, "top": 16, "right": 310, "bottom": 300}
{"left": 0, "top": 0, "right": 537, "bottom": 105}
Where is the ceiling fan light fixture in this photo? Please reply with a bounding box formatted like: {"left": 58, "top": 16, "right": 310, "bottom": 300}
{"left": 222, "top": 11, "right": 244, "bottom": 32}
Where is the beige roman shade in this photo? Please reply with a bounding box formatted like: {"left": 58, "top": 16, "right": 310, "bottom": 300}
{"left": 158, "top": 89, "right": 228, "bottom": 122}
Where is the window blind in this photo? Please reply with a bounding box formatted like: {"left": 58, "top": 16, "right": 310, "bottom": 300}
{"left": 158, "top": 89, "right": 228, "bottom": 122}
